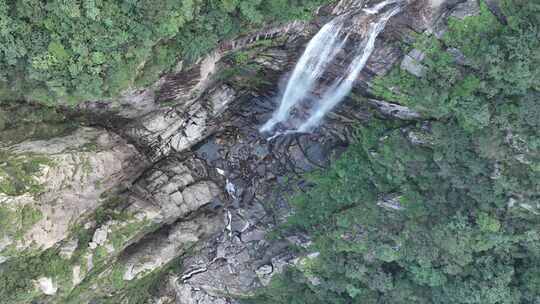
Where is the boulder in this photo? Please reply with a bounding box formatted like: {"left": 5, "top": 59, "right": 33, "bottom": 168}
{"left": 36, "top": 277, "right": 57, "bottom": 296}
{"left": 401, "top": 49, "right": 427, "bottom": 77}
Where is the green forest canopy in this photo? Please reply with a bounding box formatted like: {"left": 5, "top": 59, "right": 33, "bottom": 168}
{"left": 0, "top": 0, "right": 539, "bottom": 303}
{"left": 0, "top": 0, "right": 330, "bottom": 105}
{"left": 245, "top": 1, "right": 540, "bottom": 303}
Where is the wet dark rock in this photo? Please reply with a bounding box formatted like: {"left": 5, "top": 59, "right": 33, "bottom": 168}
{"left": 195, "top": 139, "right": 223, "bottom": 163}
{"left": 448, "top": 47, "right": 473, "bottom": 66}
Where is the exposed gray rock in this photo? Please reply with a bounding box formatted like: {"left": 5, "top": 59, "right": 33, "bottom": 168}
{"left": 332, "top": 0, "right": 364, "bottom": 15}
{"left": 255, "top": 265, "right": 273, "bottom": 286}
{"left": 128, "top": 157, "right": 221, "bottom": 224}
{"left": 368, "top": 99, "right": 421, "bottom": 120}
{"left": 123, "top": 101, "right": 211, "bottom": 161}
{"left": 209, "top": 85, "right": 237, "bottom": 116}
{"left": 377, "top": 193, "right": 405, "bottom": 210}
{"left": 241, "top": 228, "right": 266, "bottom": 243}
{"left": 72, "top": 265, "right": 83, "bottom": 287}
{"left": 253, "top": 49, "right": 289, "bottom": 71}
{"left": 181, "top": 237, "right": 259, "bottom": 297}
{"left": 122, "top": 213, "right": 223, "bottom": 281}
{"left": 451, "top": 0, "right": 480, "bottom": 19}
{"left": 401, "top": 49, "right": 427, "bottom": 77}
{"left": 183, "top": 182, "right": 221, "bottom": 212}
{"left": 0, "top": 127, "right": 147, "bottom": 256}
{"left": 172, "top": 278, "right": 230, "bottom": 304}
{"left": 89, "top": 224, "right": 109, "bottom": 249}
{"left": 36, "top": 277, "right": 57, "bottom": 296}
{"left": 403, "top": 123, "right": 435, "bottom": 146}
{"left": 59, "top": 239, "right": 79, "bottom": 259}
{"left": 448, "top": 47, "right": 472, "bottom": 66}
{"left": 430, "top": 0, "right": 481, "bottom": 37}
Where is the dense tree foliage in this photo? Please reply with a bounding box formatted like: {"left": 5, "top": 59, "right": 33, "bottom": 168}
{"left": 0, "top": 0, "right": 330, "bottom": 105}
{"left": 245, "top": 1, "right": 540, "bottom": 303}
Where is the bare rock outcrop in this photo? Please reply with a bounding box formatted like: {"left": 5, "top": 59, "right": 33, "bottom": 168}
{"left": 122, "top": 213, "right": 223, "bottom": 282}
{"left": 0, "top": 127, "right": 147, "bottom": 259}
{"left": 128, "top": 157, "right": 222, "bottom": 224}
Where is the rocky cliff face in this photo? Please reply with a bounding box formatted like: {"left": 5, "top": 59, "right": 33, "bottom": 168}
{"left": 0, "top": 1, "right": 486, "bottom": 303}
{"left": 0, "top": 128, "right": 147, "bottom": 257}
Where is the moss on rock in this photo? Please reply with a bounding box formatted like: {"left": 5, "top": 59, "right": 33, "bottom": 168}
{"left": 0, "top": 150, "right": 52, "bottom": 196}
{"left": 0, "top": 204, "right": 43, "bottom": 243}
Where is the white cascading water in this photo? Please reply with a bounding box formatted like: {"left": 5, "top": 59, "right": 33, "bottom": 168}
{"left": 259, "top": 18, "right": 348, "bottom": 133}
{"left": 298, "top": 4, "right": 402, "bottom": 132}
{"left": 260, "top": 0, "right": 404, "bottom": 136}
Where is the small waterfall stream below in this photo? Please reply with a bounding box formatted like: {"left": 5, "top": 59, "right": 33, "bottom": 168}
{"left": 260, "top": 0, "right": 404, "bottom": 137}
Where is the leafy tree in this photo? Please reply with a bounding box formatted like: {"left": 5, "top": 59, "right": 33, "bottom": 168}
{"left": 0, "top": 0, "right": 332, "bottom": 105}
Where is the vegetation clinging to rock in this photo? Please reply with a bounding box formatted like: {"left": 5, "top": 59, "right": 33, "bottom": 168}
{"left": 0, "top": 150, "right": 52, "bottom": 196}
{"left": 0, "top": 0, "right": 332, "bottom": 105}
{"left": 245, "top": 1, "right": 540, "bottom": 303}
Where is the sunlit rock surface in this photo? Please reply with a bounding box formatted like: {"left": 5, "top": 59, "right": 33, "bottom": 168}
{"left": 0, "top": 127, "right": 147, "bottom": 258}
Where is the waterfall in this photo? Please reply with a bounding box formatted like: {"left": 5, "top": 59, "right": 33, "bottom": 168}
{"left": 259, "top": 18, "right": 348, "bottom": 133}
{"left": 298, "top": 4, "right": 402, "bottom": 132}
{"left": 260, "top": 0, "right": 404, "bottom": 136}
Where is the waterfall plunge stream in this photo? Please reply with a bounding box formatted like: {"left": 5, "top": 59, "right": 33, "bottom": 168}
{"left": 260, "top": 0, "right": 404, "bottom": 136}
